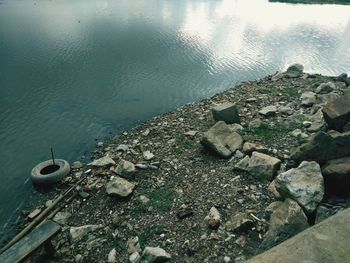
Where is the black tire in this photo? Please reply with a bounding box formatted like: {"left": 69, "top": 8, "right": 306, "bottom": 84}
{"left": 31, "top": 159, "right": 70, "bottom": 185}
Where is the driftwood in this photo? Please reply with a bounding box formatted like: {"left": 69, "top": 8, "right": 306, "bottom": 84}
{"left": 0, "top": 176, "right": 86, "bottom": 255}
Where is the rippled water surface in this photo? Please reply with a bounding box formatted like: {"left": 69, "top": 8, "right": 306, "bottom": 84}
{"left": 1, "top": 0, "right": 350, "bottom": 239}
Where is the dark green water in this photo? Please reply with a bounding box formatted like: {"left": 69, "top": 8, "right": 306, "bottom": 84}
{"left": 1, "top": 0, "right": 350, "bottom": 241}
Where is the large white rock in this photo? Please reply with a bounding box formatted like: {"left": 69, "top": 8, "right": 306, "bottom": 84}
{"left": 275, "top": 161, "right": 324, "bottom": 213}
{"left": 246, "top": 152, "right": 281, "bottom": 181}
{"left": 201, "top": 121, "right": 243, "bottom": 158}
{"left": 113, "top": 159, "right": 136, "bottom": 177}
{"left": 106, "top": 176, "right": 135, "bottom": 197}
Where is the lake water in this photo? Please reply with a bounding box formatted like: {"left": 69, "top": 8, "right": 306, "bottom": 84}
{"left": 1, "top": 0, "right": 350, "bottom": 242}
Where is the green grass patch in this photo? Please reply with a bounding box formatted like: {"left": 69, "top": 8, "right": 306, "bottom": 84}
{"left": 258, "top": 86, "right": 279, "bottom": 94}
{"left": 149, "top": 187, "right": 174, "bottom": 212}
{"left": 281, "top": 87, "right": 298, "bottom": 98}
{"left": 245, "top": 122, "right": 301, "bottom": 141}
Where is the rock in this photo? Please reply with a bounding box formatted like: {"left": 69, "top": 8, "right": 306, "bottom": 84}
{"left": 279, "top": 106, "right": 293, "bottom": 115}
{"left": 259, "top": 105, "right": 277, "bottom": 117}
{"left": 201, "top": 121, "right": 243, "bottom": 158}
{"left": 116, "top": 144, "right": 129, "bottom": 151}
{"left": 335, "top": 73, "right": 348, "bottom": 82}
{"left": 268, "top": 180, "right": 282, "bottom": 200}
{"left": 211, "top": 102, "right": 240, "bottom": 124}
{"left": 306, "top": 121, "right": 324, "bottom": 132}
{"left": 246, "top": 97, "right": 257, "bottom": 102}
{"left": 142, "top": 129, "right": 150, "bottom": 136}
{"left": 127, "top": 236, "right": 141, "bottom": 253}
{"left": 89, "top": 155, "right": 116, "bottom": 167}
{"left": 246, "top": 152, "right": 281, "bottom": 181}
{"left": 275, "top": 161, "right": 324, "bottom": 213}
{"left": 261, "top": 199, "right": 309, "bottom": 250}
{"left": 27, "top": 208, "right": 41, "bottom": 220}
{"left": 290, "top": 131, "right": 350, "bottom": 163}
{"left": 285, "top": 64, "right": 304, "bottom": 78}
{"left": 205, "top": 207, "right": 221, "bottom": 229}
{"left": 53, "top": 211, "right": 71, "bottom": 225}
{"left": 114, "top": 159, "right": 136, "bottom": 177}
{"left": 129, "top": 252, "right": 141, "bottom": 263}
{"left": 143, "top": 150, "right": 154, "bottom": 161}
{"left": 242, "top": 142, "right": 268, "bottom": 155}
{"left": 290, "top": 129, "right": 308, "bottom": 139}
{"left": 142, "top": 247, "right": 171, "bottom": 262}
{"left": 302, "top": 121, "right": 312, "bottom": 128}
{"left": 322, "top": 156, "right": 350, "bottom": 195}
{"left": 184, "top": 130, "right": 197, "bottom": 137}
{"left": 315, "top": 205, "right": 337, "bottom": 224}
{"left": 322, "top": 93, "right": 350, "bottom": 131}
{"left": 249, "top": 119, "right": 263, "bottom": 129}
{"left": 346, "top": 77, "right": 350, "bottom": 86}
{"left": 226, "top": 212, "right": 254, "bottom": 233}
{"left": 234, "top": 155, "right": 250, "bottom": 171}
{"left": 107, "top": 248, "right": 117, "bottom": 263}
{"left": 316, "top": 92, "right": 340, "bottom": 105}
{"left": 300, "top": 91, "right": 316, "bottom": 107}
{"left": 75, "top": 254, "right": 83, "bottom": 263}
{"left": 229, "top": 123, "right": 244, "bottom": 132}
{"left": 177, "top": 207, "right": 194, "bottom": 219}
{"left": 224, "top": 256, "right": 232, "bottom": 262}
{"left": 272, "top": 72, "right": 284, "bottom": 81}
{"left": 106, "top": 177, "right": 135, "bottom": 197}
{"left": 139, "top": 195, "right": 150, "bottom": 204}
{"left": 135, "top": 163, "right": 148, "bottom": 169}
{"left": 70, "top": 224, "right": 101, "bottom": 242}
{"left": 72, "top": 161, "right": 83, "bottom": 169}
{"left": 315, "top": 82, "right": 335, "bottom": 94}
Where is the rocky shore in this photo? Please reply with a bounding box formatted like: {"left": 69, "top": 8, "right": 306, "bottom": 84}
{"left": 11, "top": 65, "right": 350, "bottom": 262}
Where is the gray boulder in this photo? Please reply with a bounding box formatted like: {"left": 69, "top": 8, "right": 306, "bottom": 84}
{"left": 275, "top": 161, "right": 324, "bottom": 214}
{"left": 246, "top": 152, "right": 281, "bottom": 181}
{"left": 106, "top": 176, "right": 135, "bottom": 197}
{"left": 322, "top": 156, "right": 350, "bottom": 195}
{"left": 285, "top": 64, "right": 304, "bottom": 78}
{"left": 291, "top": 130, "right": 350, "bottom": 164}
{"left": 212, "top": 102, "right": 240, "bottom": 124}
{"left": 261, "top": 199, "right": 309, "bottom": 249}
{"left": 322, "top": 92, "right": 350, "bottom": 132}
{"left": 201, "top": 121, "right": 243, "bottom": 158}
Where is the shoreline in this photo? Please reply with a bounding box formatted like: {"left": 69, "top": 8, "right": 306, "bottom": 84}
{"left": 3, "top": 66, "right": 350, "bottom": 262}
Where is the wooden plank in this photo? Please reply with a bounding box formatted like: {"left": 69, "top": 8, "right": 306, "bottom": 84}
{"left": 0, "top": 220, "right": 61, "bottom": 263}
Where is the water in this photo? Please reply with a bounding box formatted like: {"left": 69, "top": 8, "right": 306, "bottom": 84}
{"left": 1, "top": 0, "right": 350, "bottom": 241}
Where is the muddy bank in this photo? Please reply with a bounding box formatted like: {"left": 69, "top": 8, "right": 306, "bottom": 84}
{"left": 5, "top": 66, "right": 350, "bottom": 263}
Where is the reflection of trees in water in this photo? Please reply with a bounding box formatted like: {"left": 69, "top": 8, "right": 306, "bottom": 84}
{"left": 269, "top": 0, "right": 350, "bottom": 5}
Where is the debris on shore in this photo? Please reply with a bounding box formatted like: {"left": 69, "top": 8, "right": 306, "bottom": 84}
{"left": 7, "top": 65, "right": 350, "bottom": 262}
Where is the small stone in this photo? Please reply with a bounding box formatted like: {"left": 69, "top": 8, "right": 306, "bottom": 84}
{"left": 177, "top": 207, "right": 194, "bottom": 219}
{"left": 114, "top": 159, "right": 136, "bottom": 177}
{"left": 107, "top": 248, "right": 117, "bottom": 263}
{"left": 246, "top": 97, "right": 257, "bottom": 102}
{"left": 72, "top": 161, "right": 83, "bottom": 169}
{"left": 143, "top": 150, "right": 154, "bottom": 161}
{"left": 70, "top": 224, "right": 101, "bottom": 242}
{"left": 106, "top": 177, "right": 135, "bottom": 197}
{"left": 139, "top": 195, "right": 150, "bottom": 204}
{"left": 184, "top": 130, "right": 197, "bottom": 137}
{"left": 135, "top": 163, "right": 148, "bottom": 169}
{"left": 224, "top": 256, "right": 231, "bottom": 262}
{"left": 234, "top": 155, "right": 250, "bottom": 171}
{"left": 279, "top": 106, "right": 293, "bottom": 115}
{"left": 116, "top": 144, "right": 129, "bottom": 151}
{"left": 142, "top": 247, "right": 171, "bottom": 262}
{"left": 249, "top": 119, "right": 263, "bottom": 129}
{"left": 75, "top": 254, "right": 83, "bottom": 263}
{"left": 226, "top": 212, "right": 254, "bottom": 233}
{"left": 142, "top": 129, "right": 150, "bottom": 136}
{"left": 242, "top": 142, "right": 268, "bottom": 155}
{"left": 300, "top": 91, "right": 316, "bottom": 107}
{"left": 212, "top": 102, "right": 240, "bottom": 124}
{"left": 229, "top": 123, "right": 244, "bottom": 132}
{"left": 89, "top": 155, "right": 116, "bottom": 167}
{"left": 53, "top": 211, "right": 71, "bottom": 225}
{"left": 127, "top": 236, "right": 141, "bottom": 253}
{"left": 246, "top": 152, "right": 281, "bottom": 181}
{"left": 27, "top": 208, "right": 41, "bottom": 220}
{"left": 205, "top": 207, "right": 221, "bottom": 229}
{"left": 290, "top": 129, "right": 308, "bottom": 139}
{"left": 129, "top": 252, "right": 141, "bottom": 263}
{"left": 302, "top": 121, "right": 312, "bottom": 128}
{"left": 259, "top": 105, "right": 277, "bottom": 117}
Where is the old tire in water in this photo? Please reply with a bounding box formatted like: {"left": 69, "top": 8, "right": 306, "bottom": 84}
{"left": 31, "top": 159, "right": 70, "bottom": 185}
